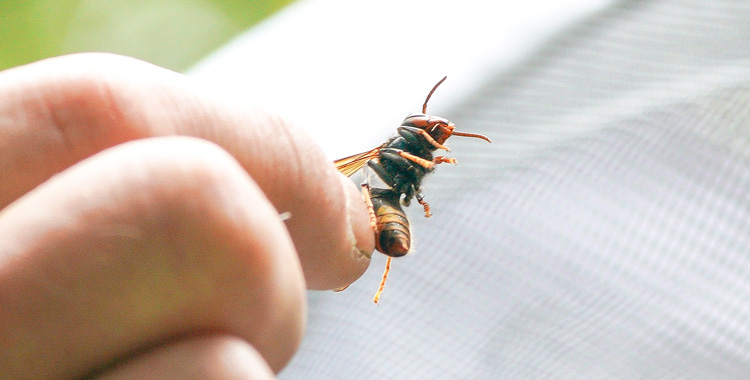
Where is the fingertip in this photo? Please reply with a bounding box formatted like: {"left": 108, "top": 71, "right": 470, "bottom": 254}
{"left": 339, "top": 173, "right": 375, "bottom": 261}
{"left": 323, "top": 172, "right": 375, "bottom": 291}
{"left": 300, "top": 171, "right": 375, "bottom": 291}
{"left": 95, "top": 335, "right": 275, "bottom": 380}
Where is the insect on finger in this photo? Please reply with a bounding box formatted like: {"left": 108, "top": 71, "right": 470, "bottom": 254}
{"left": 333, "top": 77, "right": 490, "bottom": 303}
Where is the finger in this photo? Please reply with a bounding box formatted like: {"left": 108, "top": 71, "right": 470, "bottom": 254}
{"left": 94, "top": 335, "right": 273, "bottom": 380}
{"left": 0, "top": 137, "right": 305, "bottom": 379}
{"left": 0, "top": 53, "right": 374, "bottom": 290}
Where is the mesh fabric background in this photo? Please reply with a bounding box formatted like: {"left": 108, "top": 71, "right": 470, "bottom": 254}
{"left": 279, "top": 1, "right": 750, "bottom": 379}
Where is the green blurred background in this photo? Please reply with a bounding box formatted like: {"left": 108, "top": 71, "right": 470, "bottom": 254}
{"left": 0, "top": 0, "right": 294, "bottom": 72}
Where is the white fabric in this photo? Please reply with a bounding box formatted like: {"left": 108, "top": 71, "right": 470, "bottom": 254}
{"left": 190, "top": 0, "right": 611, "bottom": 159}
{"left": 193, "top": 1, "right": 750, "bottom": 378}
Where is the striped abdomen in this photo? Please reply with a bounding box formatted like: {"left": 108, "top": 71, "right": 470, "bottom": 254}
{"left": 370, "top": 188, "right": 410, "bottom": 257}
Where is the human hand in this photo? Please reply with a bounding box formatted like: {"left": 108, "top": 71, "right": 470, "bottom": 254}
{"left": 0, "top": 53, "right": 374, "bottom": 379}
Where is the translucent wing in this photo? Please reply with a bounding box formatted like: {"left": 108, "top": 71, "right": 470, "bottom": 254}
{"left": 334, "top": 148, "right": 380, "bottom": 177}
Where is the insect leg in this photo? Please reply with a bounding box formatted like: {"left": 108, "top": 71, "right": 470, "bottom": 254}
{"left": 373, "top": 256, "right": 392, "bottom": 304}
{"left": 397, "top": 126, "right": 451, "bottom": 151}
{"left": 416, "top": 193, "right": 432, "bottom": 218}
{"left": 361, "top": 165, "right": 377, "bottom": 231}
{"left": 380, "top": 148, "right": 436, "bottom": 170}
{"left": 433, "top": 156, "right": 457, "bottom": 165}
{"left": 381, "top": 148, "right": 458, "bottom": 170}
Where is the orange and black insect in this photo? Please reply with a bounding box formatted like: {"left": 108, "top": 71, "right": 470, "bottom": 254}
{"left": 335, "top": 76, "right": 490, "bottom": 303}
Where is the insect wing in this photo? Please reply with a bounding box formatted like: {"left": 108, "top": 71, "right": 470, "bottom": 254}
{"left": 334, "top": 148, "right": 380, "bottom": 177}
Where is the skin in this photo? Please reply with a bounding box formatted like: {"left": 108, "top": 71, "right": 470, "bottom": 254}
{"left": 0, "top": 53, "right": 375, "bottom": 379}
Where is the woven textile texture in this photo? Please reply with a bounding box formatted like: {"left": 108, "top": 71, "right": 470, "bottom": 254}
{"left": 279, "top": 1, "right": 750, "bottom": 379}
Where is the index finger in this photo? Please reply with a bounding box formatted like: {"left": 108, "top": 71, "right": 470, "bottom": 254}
{"left": 0, "top": 53, "right": 375, "bottom": 290}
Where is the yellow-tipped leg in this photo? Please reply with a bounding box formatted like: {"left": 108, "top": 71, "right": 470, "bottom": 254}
{"left": 373, "top": 256, "right": 392, "bottom": 304}
{"left": 433, "top": 156, "right": 457, "bottom": 165}
{"left": 397, "top": 151, "right": 436, "bottom": 169}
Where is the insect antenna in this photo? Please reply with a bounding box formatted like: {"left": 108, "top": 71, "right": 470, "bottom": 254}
{"left": 452, "top": 131, "right": 492, "bottom": 143}
{"left": 423, "top": 76, "right": 448, "bottom": 113}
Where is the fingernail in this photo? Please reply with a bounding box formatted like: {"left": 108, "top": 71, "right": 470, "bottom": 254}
{"left": 339, "top": 173, "right": 375, "bottom": 260}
